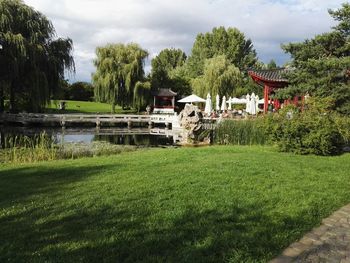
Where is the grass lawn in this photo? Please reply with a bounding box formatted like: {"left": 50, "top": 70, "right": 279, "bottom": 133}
{"left": 1, "top": 146, "right": 350, "bottom": 262}
{"left": 46, "top": 100, "right": 136, "bottom": 114}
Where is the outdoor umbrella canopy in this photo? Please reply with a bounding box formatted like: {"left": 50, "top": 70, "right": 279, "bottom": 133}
{"left": 221, "top": 96, "right": 227, "bottom": 111}
{"left": 245, "top": 94, "right": 251, "bottom": 114}
{"left": 204, "top": 93, "right": 212, "bottom": 115}
{"left": 178, "top": 94, "right": 206, "bottom": 103}
{"left": 216, "top": 94, "right": 220, "bottom": 111}
{"left": 250, "top": 93, "right": 257, "bottom": 115}
{"left": 227, "top": 97, "right": 232, "bottom": 110}
{"left": 231, "top": 97, "right": 246, "bottom": 104}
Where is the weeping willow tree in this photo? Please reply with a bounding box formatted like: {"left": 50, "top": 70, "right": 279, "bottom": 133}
{"left": 0, "top": 0, "right": 74, "bottom": 113}
{"left": 191, "top": 55, "right": 242, "bottom": 98}
{"left": 133, "top": 81, "right": 151, "bottom": 112}
{"left": 92, "top": 43, "right": 148, "bottom": 112}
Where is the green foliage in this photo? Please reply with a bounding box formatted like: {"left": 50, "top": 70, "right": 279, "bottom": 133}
{"left": 282, "top": 3, "right": 350, "bottom": 114}
{"left": 266, "top": 59, "right": 278, "bottom": 70}
{"left": 151, "top": 48, "right": 187, "bottom": 92}
{"left": 92, "top": 43, "right": 148, "bottom": 112}
{"left": 1, "top": 146, "right": 350, "bottom": 262}
{"left": 328, "top": 2, "right": 350, "bottom": 35}
{"left": 64, "top": 82, "right": 94, "bottom": 101}
{"left": 265, "top": 98, "right": 349, "bottom": 155}
{"left": 0, "top": 0, "right": 74, "bottom": 112}
{"left": 191, "top": 55, "right": 242, "bottom": 98}
{"left": 187, "top": 26, "right": 257, "bottom": 78}
{"left": 215, "top": 118, "right": 268, "bottom": 145}
{"left": 133, "top": 81, "right": 151, "bottom": 112}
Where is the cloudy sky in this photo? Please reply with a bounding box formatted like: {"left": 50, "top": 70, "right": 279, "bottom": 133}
{"left": 24, "top": 0, "right": 345, "bottom": 82}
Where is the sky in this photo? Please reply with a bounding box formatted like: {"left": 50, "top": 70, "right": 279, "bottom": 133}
{"left": 24, "top": 0, "right": 346, "bottom": 82}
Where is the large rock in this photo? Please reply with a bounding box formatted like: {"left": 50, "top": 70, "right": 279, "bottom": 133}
{"left": 177, "top": 104, "right": 210, "bottom": 145}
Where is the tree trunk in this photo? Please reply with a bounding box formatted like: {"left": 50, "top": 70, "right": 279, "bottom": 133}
{"left": 0, "top": 131, "right": 5, "bottom": 149}
{"left": 0, "top": 86, "right": 4, "bottom": 113}
{"left": 9, "top": 80, "right": 17, "bottom": 113}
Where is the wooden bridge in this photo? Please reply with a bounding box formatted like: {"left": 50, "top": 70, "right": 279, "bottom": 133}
{"left": 0, "top": 113, "right": 177, "bottom": 128}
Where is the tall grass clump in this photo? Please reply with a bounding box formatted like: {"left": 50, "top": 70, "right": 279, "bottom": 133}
{"left": 0, "top": 132, "right": 138, "bottom": 164}
{"left": 215, "top": 118, "right": 268, "bottom": 145}
{"left": 1, "top": 132, "right": 58, "bottom": 163}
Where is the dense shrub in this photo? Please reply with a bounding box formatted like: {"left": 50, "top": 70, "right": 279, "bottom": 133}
{"left": 265, "top": 98, "right": 350, "bottom": 155}
{"left": 214, "top": 97, "right": 350, "bottom": 156}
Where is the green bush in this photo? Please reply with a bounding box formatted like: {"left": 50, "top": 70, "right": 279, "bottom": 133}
{"left": 265, "top": 98, "right": 350, "bottom": 155}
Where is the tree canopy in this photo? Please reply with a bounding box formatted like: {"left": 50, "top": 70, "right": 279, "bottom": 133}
{"left": 282, "top": 2, "right": 350, "bottom": 114}
{"left": 191, "top": 55, "right": 241, "bottom": 98}
{"left": 0, "top": 0, "right": 74, "bottom": 112}
{"left": 187, "top": 26, "right": 257, "bottom": 78}
{"left": 151, "top": 48, "right": 187, "bottom": 90}
{"left": 92, "top": 43, "right": 148, "bottom": 112}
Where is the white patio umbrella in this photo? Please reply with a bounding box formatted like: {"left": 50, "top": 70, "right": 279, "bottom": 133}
{"left": 227, "top": 96, "right": 232, "bottom": 110}
{"left": 245, "top": 94, "right": 251, "bottom": 114}
{"left": 231, "top": 97, "right": 247, "bottom": 104}
{"left": 178, "top": 94, "right": 206, "bottom": 103}
{"left": 204, "top": 93, "right": 212, "bottom": 115}
{"left": 255, "top": 95, "right": 260, "bottom": 113}
{"left": 215, "top": 94, "right": 220, "bottom": 111}
{"left": 221, "top": 96, "right": 227, "bottom": 111}
{"left": 250, "top": 93, "right": 257, "bottom": 115}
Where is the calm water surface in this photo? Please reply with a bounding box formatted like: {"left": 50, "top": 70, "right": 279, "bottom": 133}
{"left": 0, "top": 127, "right": 176, "bottom": 147}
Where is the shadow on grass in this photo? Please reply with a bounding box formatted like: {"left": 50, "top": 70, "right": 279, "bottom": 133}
{"left": 0, "top": 193, "right": 310, "bottom": 262}
{"left": 0, "top": 163, "right": 121, "bottom": 204}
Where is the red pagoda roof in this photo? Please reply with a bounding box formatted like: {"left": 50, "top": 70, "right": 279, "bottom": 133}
{"left": 248, "top": 68, "right": 290, "bottom": 83}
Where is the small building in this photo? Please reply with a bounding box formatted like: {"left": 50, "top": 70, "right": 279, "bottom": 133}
{"left": 152, "top": 89, "right": 177, "bottom": 114}
{"left": 248, "top": 68, "right": 302, "bottom": 113}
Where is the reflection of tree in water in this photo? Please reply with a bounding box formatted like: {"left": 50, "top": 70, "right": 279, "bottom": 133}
{"left": 93, "top": 134, "right": 173, "bottom": 146}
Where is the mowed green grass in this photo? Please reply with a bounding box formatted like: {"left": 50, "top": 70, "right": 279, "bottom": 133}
{"left": 47, "top": 100, "right": 136, "bottom": 114}
{"left": 1, "top": 146, "right": 350, "bottom": 262}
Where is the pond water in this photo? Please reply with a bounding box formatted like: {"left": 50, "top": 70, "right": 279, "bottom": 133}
{"left": 0, "top": 126, "right": 177, "bottom": 148}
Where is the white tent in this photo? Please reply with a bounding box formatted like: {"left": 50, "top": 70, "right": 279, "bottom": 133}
{"left": 221, "top": 96, "right": 227, "bottom": 111}
{"left": 178, "top": 94, "right": 206, "bottom": 103}
{"left": 204, "top": 93, "right": 212, "bottom": 115}
{"left": 215, "top": 94, "right": 220, "bottom": 111}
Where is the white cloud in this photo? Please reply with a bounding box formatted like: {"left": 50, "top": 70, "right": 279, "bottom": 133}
{"left": 24, "top": 0, "right": 345, "bottom": 82}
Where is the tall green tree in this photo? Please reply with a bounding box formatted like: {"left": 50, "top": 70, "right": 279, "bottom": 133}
{"left": 151, "top": 48, "right": 187, "bottom": 90}
{"left": 0, "top": 0, "right": 74, "bottom": 112}
{"left": 282, "top": 3, "right": 350, "bottom": 114}
{"left": 92, "top": 43, "right": 148, "bottom": 112}
{"left": 187, "top": 26, "right": 257, "bottom": 78}
{"left": 191, "top": 55, "right": 241, "bottom": 98}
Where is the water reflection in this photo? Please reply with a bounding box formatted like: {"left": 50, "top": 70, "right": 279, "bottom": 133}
{"left": 0, "top": 127, "right": 176, "bottom": 148}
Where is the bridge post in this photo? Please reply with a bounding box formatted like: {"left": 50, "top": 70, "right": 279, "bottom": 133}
{"left": 96, "top": 116, "right": 100, "bottom": 128}
{"left": 60, "top": 115, "right": 66, "bottom": 128}
{"left": 127, "top": 118, "right": 132, "bottom": 129}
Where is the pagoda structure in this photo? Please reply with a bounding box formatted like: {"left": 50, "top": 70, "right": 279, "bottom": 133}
{"left": 248, "top": 68, "right": 301, "bottom": 113}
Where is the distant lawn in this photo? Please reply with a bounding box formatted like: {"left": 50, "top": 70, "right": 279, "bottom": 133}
{"left": 1, "top": 146, "right": 350, "bottom": 262}
{"left": 46, "top": 100, "right": 136, "bottom": 114}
